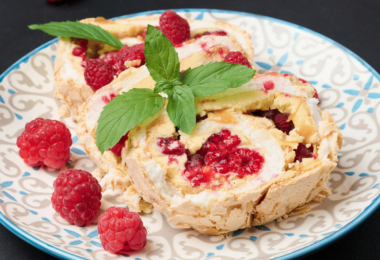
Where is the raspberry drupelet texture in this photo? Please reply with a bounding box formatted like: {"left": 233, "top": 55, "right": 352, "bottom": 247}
{"left": 83, "top": 60, "right": 118, "bottom": 91}
{"left": 159, "top": 10, "right": 190, "bottom": 45}
{"left": 98, "top": 207, "right": 147, "bottom": 254}
{"left": 51, "top": 169, "right": 102, "bottom": 226}
{"left": 16, "top": 118, "right": 72, "bottom": 170}
{"left": 223, "top": 51, "right": 252, "bottom": 68}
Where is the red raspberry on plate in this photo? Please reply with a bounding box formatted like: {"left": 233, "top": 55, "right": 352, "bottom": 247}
{"left": 16, "top": 118, "right": 72, "bottom": 170}
{"left": 223, "top": 51, "right": 252, "bottom": 68}
{"left": 159, "top": 10, "right": 190, "bottom": 45}
{"left": 83, "top": 59, "right": 118, "bottom": 91}
{"left": 98, "top": 207, "right": 147, "bottom": 254}
{"left": 51, "top": 169, "right": 102, "bottom": 226}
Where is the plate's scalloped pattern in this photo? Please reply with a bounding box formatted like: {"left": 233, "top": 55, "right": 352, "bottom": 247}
{"left": 0, "top": 9, "right": 379, "bottom": 260}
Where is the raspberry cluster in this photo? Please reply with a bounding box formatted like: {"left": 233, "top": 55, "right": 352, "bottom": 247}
{"left": 16, "top": 118, "right": 72, "bottom": 170}
{"left": 81, "top": 43, "right": 145, "bottom": 91}
{"left": 51, "top": 169, "right": 102, "bottom": 227}
{"left": 98, "top": 207, "right": 147, "bottom": 254}
{"left": 184, "top": 129, "right": 265, "bottom": 186}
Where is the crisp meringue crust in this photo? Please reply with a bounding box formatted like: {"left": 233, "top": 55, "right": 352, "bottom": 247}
{"left": 124, "top": 72, "right": 342, "bottom": 235}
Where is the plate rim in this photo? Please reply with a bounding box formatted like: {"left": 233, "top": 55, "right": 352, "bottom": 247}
{"left": 1, "top": 8, "right": 379, "bottom": 260}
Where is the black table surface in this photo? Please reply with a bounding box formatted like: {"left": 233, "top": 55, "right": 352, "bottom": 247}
{"left": 1, "top": 0, "right": 380, "bottom": 259}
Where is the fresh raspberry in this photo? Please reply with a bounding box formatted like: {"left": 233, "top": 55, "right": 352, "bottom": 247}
{"left": 108, "top": 132, "right": 129, "bottom": 157}
{"left": 223, "top": 51, "right": 252, "bottom": 68}
{"left": 117, "top": 51, "right": 145, "bottom": 72}
{"left": 16, "top": 118, "right": 72, "bottom": 170}
{"left": 98, "top": 207, "right": 147, "bottom": 253}
{"left": 100, "top": 52, "right": 119, "bottom": 66}
{"left": 294, "top": 143, "right": 314, "bottom": 162}
{"left": 83, "top": 59, "right": 118, "bottom": 91}
{"left": 159, "top": 10, "right": 190, "bottom": 45}
{"left": 193, "top": 30, "right": 227, "bottom": 39}
{"left": 51, "top": 169, "right": 102, "bottom": 226}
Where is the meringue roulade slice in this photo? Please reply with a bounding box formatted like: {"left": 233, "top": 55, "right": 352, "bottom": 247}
{"left": 54, "top": 17, "right": 146, "bottom": 119}
{"left": 115, "top": 15, "right": 254, "bottom": 60}
{"left": 125, "top": 72, "right": 342, "bottom": 235}
{"left": 55, "top": 14, "right": 253, "bottom": 119}
{"left": 75, "top": 34, "right": 250, "bottom": 213}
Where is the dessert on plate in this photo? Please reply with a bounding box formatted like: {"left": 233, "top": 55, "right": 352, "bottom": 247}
{"left": 124, "top": 72, "right": 342, "bottom": 235}
{"left": 54, "top": 12, "right": 253, "bottom": 119}
{"left": 76, "top": 37, "right": 251, "bottom": 213}
{"left": 27, "top": 10, "right": 342, "bottom": 239}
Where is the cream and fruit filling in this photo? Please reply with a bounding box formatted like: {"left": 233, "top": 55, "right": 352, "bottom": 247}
{"left": 61, "top": 33, "right": 247, "bottom": 92}
{"left": 83, "top": 36, "right": 248, "bottom": 157}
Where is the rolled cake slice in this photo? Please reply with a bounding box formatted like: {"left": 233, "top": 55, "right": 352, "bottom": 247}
{"left": 55, "top": 15, "right": 253, "bottom": 119}
{"left": 115, "top": 15, "right": 253, "bottom": 60}
{"left": 54, "top": 17, "right": 146, "bottom": 119}
{"left": 75, "top": 35, "right": 248, "bottom": 213}
{"left": 125, "top": 72, "right": 342, "bottom": 235}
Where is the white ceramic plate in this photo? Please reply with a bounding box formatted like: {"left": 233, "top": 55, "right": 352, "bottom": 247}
{"left": 1, "top": 9, "right": 379, "bottom": 260}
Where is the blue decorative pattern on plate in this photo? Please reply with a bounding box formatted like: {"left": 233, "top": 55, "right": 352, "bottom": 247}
{"left": 0, "top": 9, "right": 379, "bottom": 260}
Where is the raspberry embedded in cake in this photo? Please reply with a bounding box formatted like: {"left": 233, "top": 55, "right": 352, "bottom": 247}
{"left": 294, "top": 143, "right": 314, "bottom": 162}
{"left": 183, "top": 129, "right": 265, "bottom": 187}
{"left": 83, "top": 60, "right": 118, "bottom": 91}
{"left": 156, "top": 137, "right": 186, "bottom": 156}
{"left": 252, "top": 109, "right": 295, "bottom": 134}
{"left": 223, "top": 51, "right": 252, "bottom": 68}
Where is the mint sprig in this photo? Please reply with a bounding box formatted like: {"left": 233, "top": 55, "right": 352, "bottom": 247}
{"left": 29, "top": 21, "right": 124, "bottom": 49}
{"left": 166, "top": 85, "right": 196, "bottom": 134}
{"left": 96, "top": 89, "right": 166, "bottom": 154}
{"left": 144, "top": 25, "right": 181, "bottom": 82}
{"left": 96, "top": 24, "right": 255, "bottom": 153}
{"left": 182, "top": 62, "right": 255, "bottom": 97}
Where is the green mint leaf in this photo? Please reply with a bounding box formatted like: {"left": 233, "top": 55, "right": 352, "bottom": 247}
{"left": 154, "top": 80, "right": 172, "bottom": 94}
{"left": 29, "top": 21, "right": 124, "bottom": 49}
{"left": 144, "top": 25, "right": 180, "bottom": 82}
{"left": 153, "top": 78, "right": 183, "bottom": 94}
{"left": 181, "top": 62, "right": 256, "bottom": 97}
{"left": 166, "top": 85, "right": 196, "bottom": 134}
{"left": 96, "top": 88, "right": 166, "bottom": 154}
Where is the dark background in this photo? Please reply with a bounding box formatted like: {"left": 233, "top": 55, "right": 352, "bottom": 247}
{"left": 1, "top": 0, "right": 380, "bottom": 259}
